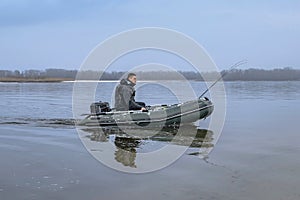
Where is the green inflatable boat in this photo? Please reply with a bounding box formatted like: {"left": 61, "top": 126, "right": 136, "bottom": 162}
{"left": 78, "top": 97, "right": 214, "bottom": 127}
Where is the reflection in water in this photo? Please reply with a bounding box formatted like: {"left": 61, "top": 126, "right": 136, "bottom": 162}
{"left": 114, "top": 137, "right": 140, "bottom": 168}
{"left": 82, "top": 125, "right": 213, "bottom": 168}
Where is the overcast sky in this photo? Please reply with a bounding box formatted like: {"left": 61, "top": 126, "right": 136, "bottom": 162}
{"left": 0, "top": 0, "right": 299, "bottom": 71}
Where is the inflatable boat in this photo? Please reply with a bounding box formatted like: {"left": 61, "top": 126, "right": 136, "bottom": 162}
{"left": 78, "top": 97, "right": 214, "bottom": 127}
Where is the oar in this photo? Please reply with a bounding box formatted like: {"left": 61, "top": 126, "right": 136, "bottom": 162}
{"left": 199, "top": 60, "right": 248, "bottom": 98}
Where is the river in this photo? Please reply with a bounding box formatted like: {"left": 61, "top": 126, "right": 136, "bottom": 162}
{"left": 0, "top": 81, "right": 299, "bottom": 200}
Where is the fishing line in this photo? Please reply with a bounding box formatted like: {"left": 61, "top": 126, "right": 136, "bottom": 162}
{"left": 199, "top": 60, "right": 248, "bottom": 98}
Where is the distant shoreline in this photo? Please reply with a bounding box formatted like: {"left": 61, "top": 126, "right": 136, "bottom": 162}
{"left": 1, "top": 68, "right": 300, "bottom": 82}
{"left": 0, "top": 67, "right": 300, "bottom": 83}
{"left": 0, "top": 77, "right": 74, "bottom": 83}
{"left": 1, "top": 78, "right": 300, "bottom": 83}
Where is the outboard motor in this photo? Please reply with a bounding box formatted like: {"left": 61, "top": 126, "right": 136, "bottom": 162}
{"left": 90, "top": 101, "right": 111, "bottom": 114}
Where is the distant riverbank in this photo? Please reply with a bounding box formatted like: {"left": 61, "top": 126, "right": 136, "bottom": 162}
{"left": 1, "top": 67, "right": 300, "bottom": 82}
{"left": 1, "top": 77, "right": 300, "bottom": 83}
{"left": 0, "top": 77, "right": 74, "bottom": 83}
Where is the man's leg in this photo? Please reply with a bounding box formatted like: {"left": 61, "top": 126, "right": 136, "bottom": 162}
{"left": 136, "top": 102, "right": 146, "bottom": 107}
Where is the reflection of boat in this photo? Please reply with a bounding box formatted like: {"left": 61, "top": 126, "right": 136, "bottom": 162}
{"left": 82, "top": 125, "right": 214, "bottom": 168}
{"left": 84, "top": 125, "right": 214, "bottom": 148}
{"left": 78, "top": 97, "right": 213, "bottom": 127}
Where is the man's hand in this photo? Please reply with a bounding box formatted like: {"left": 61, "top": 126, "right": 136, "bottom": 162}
{"left": 141, "top": 107, "right": 147, "bottom": 111}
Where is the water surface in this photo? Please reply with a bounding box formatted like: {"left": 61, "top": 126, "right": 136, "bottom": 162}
{"left": 0, "top": 81, "right": 300, "bottom": 200}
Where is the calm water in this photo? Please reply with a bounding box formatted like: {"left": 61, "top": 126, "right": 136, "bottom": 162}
{"left": 0, "top": 81, "right": 300, "bottom": 200}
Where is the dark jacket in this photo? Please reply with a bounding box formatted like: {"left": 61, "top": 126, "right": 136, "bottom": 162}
{"left": 114, "top": 79, "right": 143, "bottom": 111}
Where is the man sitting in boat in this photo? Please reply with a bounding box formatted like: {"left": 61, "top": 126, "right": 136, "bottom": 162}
{"left": 114, "top": 73, "right": 146, "bottom": 111}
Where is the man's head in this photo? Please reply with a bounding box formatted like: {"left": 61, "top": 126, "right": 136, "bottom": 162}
{"left": 127, "top": 73, "right": 137, "bottom": 85}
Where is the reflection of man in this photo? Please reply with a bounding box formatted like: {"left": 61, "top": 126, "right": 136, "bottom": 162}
{"left": 114, "top": 148, "right": 137, "bottom": 168}
{"left": 114, "top": 137, "right": 139, "bottom": 168}
{"left": 114, "top": 73, "right": 146, "bottom": 111}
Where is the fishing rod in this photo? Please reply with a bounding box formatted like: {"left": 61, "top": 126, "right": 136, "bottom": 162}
{"left": 199, "top": 59, "right": 248, "bottom": 99}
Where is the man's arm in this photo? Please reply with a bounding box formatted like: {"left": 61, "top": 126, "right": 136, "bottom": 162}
{"left": 122, "top": 87, "right": 145, "bottom": 111}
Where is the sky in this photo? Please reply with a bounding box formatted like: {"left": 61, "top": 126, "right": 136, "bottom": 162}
{"left": 0, "top": 0, "right": 300, "bottom": 71}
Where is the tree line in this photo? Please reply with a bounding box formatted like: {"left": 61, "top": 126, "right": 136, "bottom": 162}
{"left": 0, "top": 67, "right": 299, "bottom": 81}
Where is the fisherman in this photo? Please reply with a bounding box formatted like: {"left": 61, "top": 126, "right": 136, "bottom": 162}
{"left": 114, "top": 73, "right": 146, "bottom": 111}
